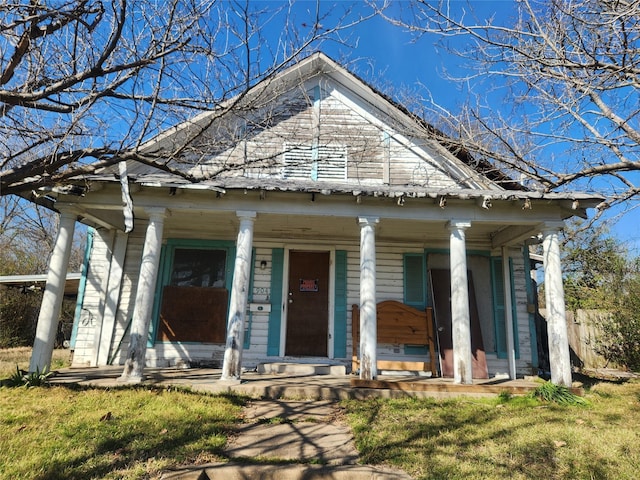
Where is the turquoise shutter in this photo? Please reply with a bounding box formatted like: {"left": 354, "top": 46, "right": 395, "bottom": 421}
{"left": 70, "top": 227, "right": 94, "bottom": 348}
{"left": 523, "top": 247, "right": 538, "bottom": 367}
{"left": 491, "top": 257, "right": 507, "bottom": 358}
{"left": 333, "top": 250, "right": 347, "bottom": 358}
{"left": 150, "top": 242, "right": 173, "bottom": 345}
{"left": 403, "top": 253, "right": 426, "bottom": 309}
{"left": 491, "top": 257, "right": 519, "bottom": 359}
{"left": 267, "top": 248, "right": 284, "bottom": 356}
{"left": 404, "top": 253, "right": 427, "bottom": 354}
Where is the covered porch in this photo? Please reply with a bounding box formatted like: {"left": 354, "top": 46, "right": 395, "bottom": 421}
{"left": 29, "top": 184, "right": 601, "bottom": 388}
{"left": 47, "top": 362, "right": 584, "bottom": 400}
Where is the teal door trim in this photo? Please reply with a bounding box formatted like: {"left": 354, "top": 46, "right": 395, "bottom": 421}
{"left": 267, "top": 248, "right": 285, "bottom": 356}
{"left": 333, "top": 250, "right": 348, "bottom": 358}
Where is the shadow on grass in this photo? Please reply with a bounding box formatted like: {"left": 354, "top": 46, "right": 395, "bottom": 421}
{"left": 8, "top": 385, "right": 250, "bottom": 480}
{"left": 344, "top": 397, "right": 573, "bottom": 480}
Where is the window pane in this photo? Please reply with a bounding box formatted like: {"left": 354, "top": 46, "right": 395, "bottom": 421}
{"left": 171, "top": 249, "right": 226, "bottom": 287}
{"left": 404, "top": 254, "right": 425, "bottom": 308}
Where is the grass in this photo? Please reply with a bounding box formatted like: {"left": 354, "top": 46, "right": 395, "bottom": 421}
{"left": 2, "top": 348, "right": 639, "bottom": 479}
{"left": 0, "top": 386, "right": 245, "bottom": 480}
{"left": 0, "top": 348, "right": 245, "bottom": 480}
{"left": 0, "top": 347, "right": 71, "bottom": 377}
{"left": 343, "top": 380, "right": 640, "bottom": 480}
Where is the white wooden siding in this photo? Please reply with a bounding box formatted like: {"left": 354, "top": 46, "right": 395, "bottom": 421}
{"left": 183, "top": 82, "right": 468, "bottom": 189}
{"left": 511, "top": 250, "right": 534, "bottom": 375}
{"left": 75, "top": 229, "right": 531, "bottom": 376}
{"left": 71, "top": 228, "right": 112, "bottom": 366}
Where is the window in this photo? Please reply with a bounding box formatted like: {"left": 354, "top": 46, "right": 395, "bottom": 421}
{"left": 403, "top": 254, "right": 426, "bottom": 309}
{"left": 403, "top": 253, "right": 428, "bottom": 354}
{"left": 283, "top": 144, "right": 347, "bottom": 181}
{"left": 170, "top": 249, "right": 226, "bottom": 287}
{"left": 153, "top": 241, "right": 235, "bottom": 344}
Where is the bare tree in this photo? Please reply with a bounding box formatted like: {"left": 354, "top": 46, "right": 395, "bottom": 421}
{"left": 377, "top": 0, "right": 640, "bottom": 221}
{"left": 0, "top": 195, "right": 86, "bottom": 274}
{"left": 0, "top": 0, "right": 374, "bottom": 196}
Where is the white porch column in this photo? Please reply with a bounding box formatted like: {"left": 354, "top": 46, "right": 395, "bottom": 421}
{"left": 358, "top": 216, "right": 379, "bottom": 380}
{"left": 221, "top": 211, "right": 256, "bottom": 381}
{"left": 542, "top": 223, "right": 572, "bottom": 386}
{"left": 502, "top": 246, "right": 517, "bottom": 380}
{"left": 29, "top": 207, "right": 77, "bottom": 372}
{"left": 96, "top": 230, "right": 129, "bottom": 366}
{"left": 119, "top": 207, "right": 166, "bottom": 383}
{"left": 448, "top": 220, "right": 473, "bottom": 385}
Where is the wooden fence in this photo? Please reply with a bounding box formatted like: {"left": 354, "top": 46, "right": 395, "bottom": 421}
{"left": 565, "top": 309, "right": 613, "bottom": 369}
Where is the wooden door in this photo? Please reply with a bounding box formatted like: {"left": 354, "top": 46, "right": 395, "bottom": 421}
{"left": 430, "top": 269, "right": 489, "bottom": 379}
{"left": 285, "top": 251, "right": 330, "bottom": 356}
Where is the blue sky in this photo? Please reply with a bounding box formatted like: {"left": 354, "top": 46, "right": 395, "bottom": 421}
{"left": 277, "top": 0, "right": 640, "bottom": 253}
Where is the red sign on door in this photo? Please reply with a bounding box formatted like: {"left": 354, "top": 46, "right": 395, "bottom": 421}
{"left": 299, "top": 278, "right": 319, "bottom": 292}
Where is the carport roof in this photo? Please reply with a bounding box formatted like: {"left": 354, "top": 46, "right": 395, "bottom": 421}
{"left": 0, "top": 273, "right": 81, "bottom": 297}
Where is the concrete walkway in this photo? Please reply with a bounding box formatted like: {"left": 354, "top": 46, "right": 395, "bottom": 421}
{"left": 159, "top": 399, "right": 412, "bottom": 479}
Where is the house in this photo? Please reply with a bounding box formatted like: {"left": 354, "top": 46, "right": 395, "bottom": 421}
{"left": 27, "top": 53, "right": 603, "bottom": 386}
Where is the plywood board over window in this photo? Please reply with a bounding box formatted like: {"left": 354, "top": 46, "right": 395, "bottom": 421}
{"left": 159, "top": 286, "right": 228, "bottom": 343}
{"left": 157, "top": 246, "right": 230, "bottom": 344}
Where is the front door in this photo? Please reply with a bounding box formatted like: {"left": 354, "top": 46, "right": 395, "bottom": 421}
{"left": 430, "top": 269, "right": 489, "bottom": 379}
{"left": 285, "top": 250, "right": 330, "bottom": 356}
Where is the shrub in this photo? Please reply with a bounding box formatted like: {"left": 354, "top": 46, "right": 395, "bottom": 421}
{"left": 3, "top": 365, "right": 53, "bottom": 387}
{"left": 529, "top": 381, "right": 589, "bottom": 406}
{"left": 595, "top": 292, "right": 640, "bottom": 372}
{"left": 0, "top": 288, "right": 76, "bottom": 349}
{"left": 0, "top": 289, "right": 41, "bottom": 348}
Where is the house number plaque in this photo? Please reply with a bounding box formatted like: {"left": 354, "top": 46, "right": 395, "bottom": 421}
{"left": 299, "top": 278, "right": 319, "bottom": 292}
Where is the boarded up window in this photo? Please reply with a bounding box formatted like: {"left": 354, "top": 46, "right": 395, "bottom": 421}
{"left": 158, "top": 286, "right": 228, "bottom": 343}
{"left": 283, "top": 144, "right": 347, "bottom": 181}
{"left": 159, "top": 248, "right": 228, "bottom": 343}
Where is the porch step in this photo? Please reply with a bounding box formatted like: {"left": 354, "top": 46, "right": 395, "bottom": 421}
{"left": 257, "top": 363, "right": 347, "bottom": 376}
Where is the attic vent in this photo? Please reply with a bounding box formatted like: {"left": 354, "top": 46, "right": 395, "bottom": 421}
{"left": 283, "top": 144, "right": 347, "bottom": 181}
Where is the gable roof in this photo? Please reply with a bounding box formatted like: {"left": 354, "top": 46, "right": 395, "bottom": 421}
{"left": 68, "top": 51, "right": 607, "bottom": 220}
{"left": 89, "top": 53, "right": 523, "bottom": 193}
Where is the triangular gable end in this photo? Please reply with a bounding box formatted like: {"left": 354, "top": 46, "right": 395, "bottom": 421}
{"left": 96, "top": 53, "right": 514, "bottom": 194}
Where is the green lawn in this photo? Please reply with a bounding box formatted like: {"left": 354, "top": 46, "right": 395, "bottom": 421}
{"left": 343, "top": 380, "right": 640, "bottom": 480}
{"left": 0, "top": 386, "right": 244, "bottom": 480}
{"left": 1, "top": 348, "right": 639, "bottom": 480}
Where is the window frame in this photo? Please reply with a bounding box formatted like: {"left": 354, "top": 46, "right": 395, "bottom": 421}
{"left": 149, "top": 239, "right": 236, "bottom": 345}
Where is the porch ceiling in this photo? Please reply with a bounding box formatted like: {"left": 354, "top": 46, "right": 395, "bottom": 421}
{"left": 159, "top": 209, "right": 532, "bottom": 248}
{"left": 66, "top": 184, "right": 550, "bottom": 247}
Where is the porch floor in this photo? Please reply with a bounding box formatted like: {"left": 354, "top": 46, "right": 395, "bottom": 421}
{"left": 49, "top": 365, "right": 558, "bottom": 399}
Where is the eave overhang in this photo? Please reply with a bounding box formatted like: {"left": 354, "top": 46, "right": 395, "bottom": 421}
{"left": 74, "top": 174, "right": 605, "bottom": 222}
{"left": 85, "top": 174, "right": 604, "bottom": 206}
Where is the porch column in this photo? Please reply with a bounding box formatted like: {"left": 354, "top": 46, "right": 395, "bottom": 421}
{"left": 29, "top": 207, "right": 78, "bottom": 373}
{"left": 221, "top": 211, "right": 256, "bottom": 381}
{"left": 119, "top": 207, "right": 166, "bottom": 383}
{"left": 542, "top": 223, "right": 572, "bottom": 387}
{"left": 358, "top": 216, "right": 379, "bottom": 380}
{"left": 448, "top": 220, "right": 473, "bottom": 385}
{"left": 502, "top": 246, "right": 517, "bottom": 380}
{"left": 96, "top": 230, "right": 129, "bottom": 366}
